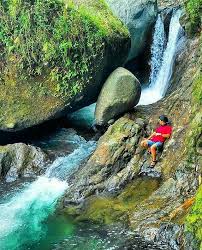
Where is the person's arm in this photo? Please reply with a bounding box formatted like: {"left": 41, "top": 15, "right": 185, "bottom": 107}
{"left": 147, "top": 132, "right": 156, "bottom": 140}
{"left": 155, "top": 133, "right": 171, "bottom": 138}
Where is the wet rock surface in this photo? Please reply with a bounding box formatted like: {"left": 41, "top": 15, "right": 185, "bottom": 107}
{"left": 0, "top": 143, "right": 48, "bottom": 182}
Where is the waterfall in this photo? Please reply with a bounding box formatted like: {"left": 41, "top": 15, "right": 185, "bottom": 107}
{"left": 139, "top": 9, "right": 184, "bottom": 105}
{"left": 148, "top": 14, "right": 166, "bottom": 87}
{"left": 0, "top": 134, "right": 96, "bottom": 250}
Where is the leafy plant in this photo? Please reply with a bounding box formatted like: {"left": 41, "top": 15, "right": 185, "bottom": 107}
{"left": 185, "top": 0, "right": 202, "bottom": 32}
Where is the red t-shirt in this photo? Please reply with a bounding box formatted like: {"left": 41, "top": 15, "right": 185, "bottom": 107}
{"left": 151, "top": 125, "right": 172, "bottom": 143}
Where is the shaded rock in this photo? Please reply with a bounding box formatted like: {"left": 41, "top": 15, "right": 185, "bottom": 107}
{"left": 95, "top": 67, "right": 141, "bottom": 126}
{"left": 155, "top": 223, "right": 184, "bottom": 250}
{"left": 0, "top": 143, "right": 48, "bottom": 182}
{"left": 106, "top": 0, "right": 157, "bottom": 61}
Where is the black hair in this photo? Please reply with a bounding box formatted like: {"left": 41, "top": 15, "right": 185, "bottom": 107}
{"left": 159, "top": 115, "right": 169, "bottom": 124}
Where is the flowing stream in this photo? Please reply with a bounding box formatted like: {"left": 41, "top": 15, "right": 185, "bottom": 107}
{"left": 138, "top": 9, "right": 184, "bottom": 105}
{"left": 0, "top": 129, "right": 165, "bottom": 250}
{"left": 0, "top": 131, "right": 96, "bottom": 250}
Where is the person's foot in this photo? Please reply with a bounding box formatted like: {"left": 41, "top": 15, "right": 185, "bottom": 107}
{"left": 150, "top": 160, "right": 157, "bottom": 167}
{"left": 147, "top": 149, "right": 151, "bottom": 154}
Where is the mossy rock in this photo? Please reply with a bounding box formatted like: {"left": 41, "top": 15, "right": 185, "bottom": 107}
{"left": 185, "top": 185, "right": 202, "bottom": 250}
{"left": 0, "top": 0, "right": 130, "bottom": 131}
{"left": 64, "top": 177, "right": 160, "bottom": 225}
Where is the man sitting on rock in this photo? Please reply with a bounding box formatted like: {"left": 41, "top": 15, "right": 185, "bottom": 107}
{"left": 140, "top": 115, "right": 172, "bottom": 167}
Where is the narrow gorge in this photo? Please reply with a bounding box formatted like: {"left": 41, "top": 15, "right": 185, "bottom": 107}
{"left": 0, "top": 0, "right": 201, "bottom": 250}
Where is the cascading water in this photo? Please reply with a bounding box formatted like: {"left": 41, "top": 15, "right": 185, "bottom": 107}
{"left": 148, "top": 14, "right": 166, "bottom": 87}
{"left": 139, "top": 9, "right": 184, "bottom": 105}
{"left": 0, "top": 132, "right": 96, "bottom": 250}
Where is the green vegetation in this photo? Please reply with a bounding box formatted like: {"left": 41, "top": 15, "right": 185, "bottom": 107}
{"left": 0, "top": 0, "right": 128, "bottom": 97}
{"left": 186, "top": 185, "right": 202, "bottom": 249}
{"left": 185, "top": 72, "right": 202, "bottom": 162}
{"left": 193, "top": 74, "right": 202, "bottom": 105}
{"left": 185, "top": 0, "right": 202, "bottom": 33}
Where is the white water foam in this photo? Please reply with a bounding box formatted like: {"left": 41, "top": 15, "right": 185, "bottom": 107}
{"left": 139, "top": 9, "right": 184, "bottom": 105}
{"left": 0, "top": 177, "right": 67, "bottom": 249}
{"left": 0, "top": 134, "right": 96, "bottom": 250}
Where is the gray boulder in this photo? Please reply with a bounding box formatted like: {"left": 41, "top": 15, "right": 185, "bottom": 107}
{"left": 105, "top": 0, "right": 157, "bottom": 61}
{"left": 95, "top": 67, "right": 141, "bottom": 125}
{"left": 0, "top": 143, "right": 48, "bottom": 182}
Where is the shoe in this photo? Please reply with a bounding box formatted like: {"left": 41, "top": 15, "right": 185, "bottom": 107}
{"left": 150, "top": 160, "right": 157, "bottom": 167}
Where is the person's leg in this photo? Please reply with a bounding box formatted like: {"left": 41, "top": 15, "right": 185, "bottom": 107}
{"left": 150, "top": 142, "right": 163, "bottom": 166}
{"left": 140, "top": 139, "right": 149, "bottom": 148}
{"left": 150, "top": 144, "right": 157, "bottom": 162}
{"left": 141, "top": 140, "right": 155, "bottom": 155}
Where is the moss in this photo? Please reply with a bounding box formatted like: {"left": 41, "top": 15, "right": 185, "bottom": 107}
{"left": 65, "top": 178, "right": 160, "bottom": 225}
{"left": 0, "top": 146, "right": 8, "bottom": 154}
{"left": 193, "top": 74, "right": 202, "bottom": 105}
{"left": 0, "top": 71, "right": 65, "bottom": 130}
{"left": 185, "top": 55, "right": 202, "bottom": 162}
{"left": 185, "top": 0, "right": 202, "bottom": 34}
{"left": 76, "top": 197, "right": 129, "bottom": 224}
{"left": 185, "top": 185, "right": 202, "bottom": 249}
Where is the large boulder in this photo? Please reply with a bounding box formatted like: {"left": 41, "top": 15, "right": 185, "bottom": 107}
{"left": 105, "top": 0, "right": 157, "bottom": 61}
{"left": 0, "top": 143, "right": 48, "bottom": 182}
{"left": 0, "top": 0, "right": 130, "bottom": 131}
{"left": 95, "top": 67, "right": 141, "bottom": 125}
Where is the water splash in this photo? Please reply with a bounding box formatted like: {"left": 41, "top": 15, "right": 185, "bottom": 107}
{"left": 0, "top": 177, "right": 68, "bottom": 250}
{"left": 0, "top": 133, "right": 96, "bottom": 250}
{"left": 139, "top": 9, "right": 184, "bottom": 105}
{"left": 46, "top": 140, "right": 96, "bottom": 180}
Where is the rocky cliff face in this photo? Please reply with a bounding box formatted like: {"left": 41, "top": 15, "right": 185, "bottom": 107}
{"left": 62, "top": 31, "right": 202, "bottom": 249}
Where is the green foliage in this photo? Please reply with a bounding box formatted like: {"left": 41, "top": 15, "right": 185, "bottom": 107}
{"left": 186, "top": 185, "right": 202, "bottom": 249}
{"left": 193, "top": 74, "right": 202, "bottom": 105}
{"left": 185, "top": 83, "right": 202, "bottom": 163}
{"left": 185, "top": 0, "right": 202, "bottom": 32}
{"left": 0, "top": 0, "right": 128, "bottom": 97}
